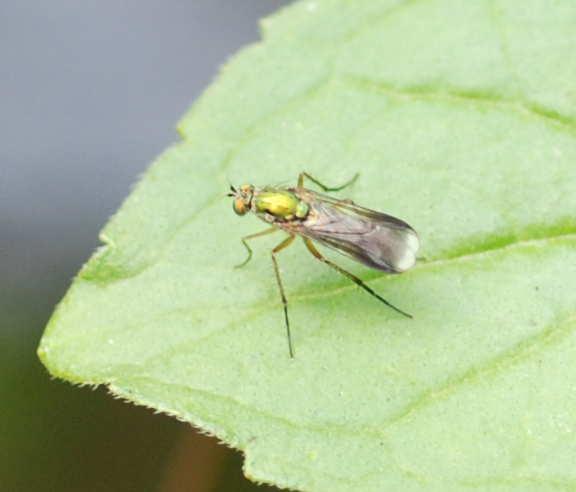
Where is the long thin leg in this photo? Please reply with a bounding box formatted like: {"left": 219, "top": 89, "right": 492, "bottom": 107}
{"left": 297, "top": 171, "right": 359, "bottom": 192}
{"left": 303, "top": 238, "right": 412, "bottom": 318}
{"left": 271, "top": 234, "right": 296, "bottom": 358}
{"left": 235, "top": 227, "right": 278, "bottom": 268}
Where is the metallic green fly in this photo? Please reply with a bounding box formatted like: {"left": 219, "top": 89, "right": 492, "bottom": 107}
{"left": 228, "top": 172, "right": 420, "bottom": 358}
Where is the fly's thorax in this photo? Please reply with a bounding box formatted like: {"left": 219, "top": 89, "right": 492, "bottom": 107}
{"left": 253, "top": 190, "right": 309, "bottom": 221}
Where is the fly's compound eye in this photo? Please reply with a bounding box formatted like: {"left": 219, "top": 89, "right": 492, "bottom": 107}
{"left": 233, "top": 198, "right": 248, "bottom": 216}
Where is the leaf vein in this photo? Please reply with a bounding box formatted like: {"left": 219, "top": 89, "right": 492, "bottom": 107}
{"left": 381, "top": 313, "right": 576, "bottom": 430}
{"left": 342, "top": 75, "right": 576, "bottom": 136}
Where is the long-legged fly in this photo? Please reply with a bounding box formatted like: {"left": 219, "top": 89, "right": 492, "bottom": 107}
{"left": 228, "top": 172, "right": 420, "bottom": 358}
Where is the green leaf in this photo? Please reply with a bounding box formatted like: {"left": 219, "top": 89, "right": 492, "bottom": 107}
{"left": 39, "top": 1, "right": 576, "bottom": 490}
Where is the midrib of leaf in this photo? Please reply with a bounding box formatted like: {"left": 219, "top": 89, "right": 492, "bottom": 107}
{"left": 290, "top": 233, "right": 576, "bottom": 303}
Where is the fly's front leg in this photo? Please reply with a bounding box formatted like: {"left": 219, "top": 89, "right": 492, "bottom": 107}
{"left": 303, "top": 238, "right": 412, "bottom": 318}
{"left": 297, "top": 171, "right": 359, "bottom": 192}
{"left": 271, "top": 234, "right": 296, "bottom": 358}
{"left": 235, "top": 227, "right": 278, "bottom": 268}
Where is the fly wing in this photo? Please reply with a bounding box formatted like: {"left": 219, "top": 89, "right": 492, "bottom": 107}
{"left": 298, "top": 192, "right": 420, "bottom": 273}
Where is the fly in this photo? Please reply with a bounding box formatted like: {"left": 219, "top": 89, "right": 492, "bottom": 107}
{"left": 228, "top": 172, "right": 420, "bottom": 358}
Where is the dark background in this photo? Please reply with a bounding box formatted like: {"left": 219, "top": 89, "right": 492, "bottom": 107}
{"left": 1, "top": 2, "right": 291, "bottom": 490}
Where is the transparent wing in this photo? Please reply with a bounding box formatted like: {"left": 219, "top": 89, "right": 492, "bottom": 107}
{"left": 296, "top": 190, "right": 420, "bottom": 273}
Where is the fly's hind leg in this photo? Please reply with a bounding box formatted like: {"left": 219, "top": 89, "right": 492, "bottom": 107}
{"left": 235, "top": 227, "right": 278, "bottom": 268}
{"left": 297, "top": 171, "right": 359, "bottom": 192}
{"left": 271, "top": 234, "right": 296, "bottom": 358}
{"left": 303, "top": 238, "right": 412, "bottom": 318}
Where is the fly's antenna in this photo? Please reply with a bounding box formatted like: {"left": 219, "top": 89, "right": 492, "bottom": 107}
{"left": 226, "top": 184, "right": 237, "bottom": 197}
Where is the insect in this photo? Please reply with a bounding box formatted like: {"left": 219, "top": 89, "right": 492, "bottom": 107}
{"left": 228, "top": 172, "right": 420, "bottom": 358}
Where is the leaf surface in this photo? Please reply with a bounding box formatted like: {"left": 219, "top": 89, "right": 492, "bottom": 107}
{"left": 39, "top": 1, "right": 576, "bottom": 490}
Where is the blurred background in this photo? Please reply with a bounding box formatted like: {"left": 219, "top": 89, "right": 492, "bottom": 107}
{"left": 1, "top": 2, "right": 292, "bottom": 490}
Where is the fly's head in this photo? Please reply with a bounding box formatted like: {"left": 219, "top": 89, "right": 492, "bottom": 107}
{"left": 228, "top": 184, "right": 255, "bottom": 216}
